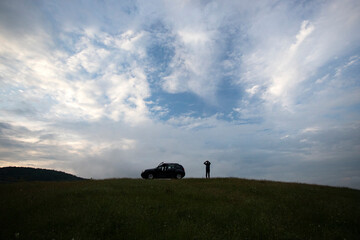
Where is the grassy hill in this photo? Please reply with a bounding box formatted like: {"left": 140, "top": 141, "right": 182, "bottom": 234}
{"left": 0, "top": 167, "right": 84, "bottom": 182}
{"left": 1, "top": 178, "right": 359, "bottom": 240}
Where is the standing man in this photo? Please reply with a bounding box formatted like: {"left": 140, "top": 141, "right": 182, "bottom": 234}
{"left": 204, "top": 160, "right": 211, "bottom": 179}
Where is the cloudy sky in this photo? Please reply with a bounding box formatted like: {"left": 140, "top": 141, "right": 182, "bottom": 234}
{"left": 1, "top": 0, "right": 359, "bottom": 188}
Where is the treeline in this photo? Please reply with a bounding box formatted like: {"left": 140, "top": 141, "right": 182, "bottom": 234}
{"left": 0, "top": 167, "right": 84, "bottom": 182}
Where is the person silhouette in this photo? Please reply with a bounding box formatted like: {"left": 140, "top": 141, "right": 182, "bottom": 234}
{"left": 204, "top": 160, "right": 211, "bottom": 179}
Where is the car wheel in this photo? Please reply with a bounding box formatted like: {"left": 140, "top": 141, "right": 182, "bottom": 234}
{"left": 148, "top": 173, "right": 154, "bottom": 179}
{"left": 176, "top": 173, "right": 182, "bottom": 179}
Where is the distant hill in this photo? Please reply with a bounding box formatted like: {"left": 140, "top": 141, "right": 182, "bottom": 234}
{"left": 0, "top": 167, "right": 84, "bottom": 182}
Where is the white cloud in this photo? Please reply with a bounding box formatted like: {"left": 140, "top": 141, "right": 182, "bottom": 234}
{"left": 161, "top": 29, "right": 218, "bottom": 100}
{"left": 265, "top": 20, "right": 315, "bottom": 105}
{"left": 289, "top": 20, "right": 315, "bottom": 53}
{"left": 301, "top": 127, "right": 320, "bottom": 134}
{"left": 0, "top": 21, "right": 153, "bottom": 123}
{"left": 178, "top": 29, "right": 210, "bottom": 45}
{"left": 159, "top": 1, "right": 225, "bottom": 102}
{"left": 246, "top": 85, "right": 260, "bottom": 96}
{"left": 238, "top": 0, "right": 360, "bottom": 110}
{"left": 105, "top": 67, "right": 150, "bottom": 124}
{"left": 67, "top": 46, "right": 110, "bottom": 74}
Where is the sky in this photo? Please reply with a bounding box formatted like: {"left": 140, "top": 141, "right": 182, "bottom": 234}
{"left": 0, "top": 0, "right": 360, "bottom": 189}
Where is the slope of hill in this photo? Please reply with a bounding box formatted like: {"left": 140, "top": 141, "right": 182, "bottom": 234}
{"left": 0, "top": 178, "right": 359, "bottom": 240}
{"left": 0, "top": 167, "right": 84, "bottom": 182}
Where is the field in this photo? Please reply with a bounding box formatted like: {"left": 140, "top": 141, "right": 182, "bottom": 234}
{"left": 1, "top": 178, "right": 359, "bottom": 240}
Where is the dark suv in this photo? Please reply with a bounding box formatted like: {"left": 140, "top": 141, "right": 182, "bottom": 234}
{"left": 141, "top": 163, "right": 185, "bottom": 179}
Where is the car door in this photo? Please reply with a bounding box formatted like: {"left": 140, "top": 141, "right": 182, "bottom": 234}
{"left": 152, "top": 166, "right": 161, "bottom": 178}
{"left": 166, "top": 164, "right": 176, "bottom": 178}
{"left": 157, "top": 164, "right": 168, "bottom": 178}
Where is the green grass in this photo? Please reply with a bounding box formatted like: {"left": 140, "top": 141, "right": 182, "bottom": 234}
{"left": 1, "top": 178, "right": 359, "bottom": 240}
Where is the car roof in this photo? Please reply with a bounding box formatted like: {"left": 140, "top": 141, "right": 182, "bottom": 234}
{"left": 159, "top": 163, "right": 182, "bottom": 165}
